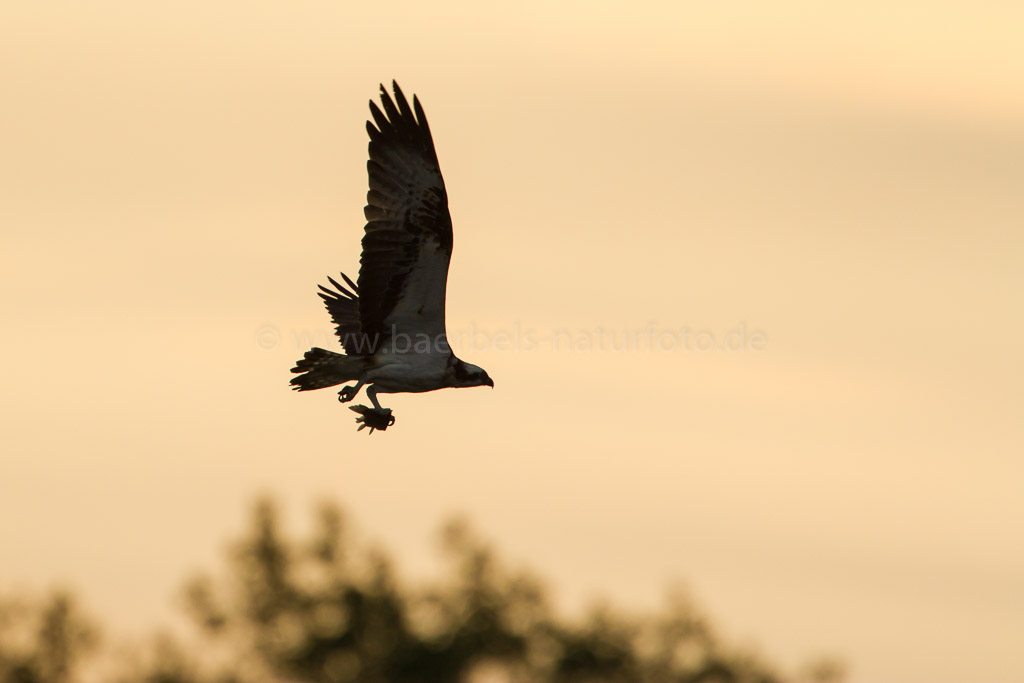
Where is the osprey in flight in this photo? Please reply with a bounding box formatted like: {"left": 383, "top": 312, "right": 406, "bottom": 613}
{"left": 290, "top": 81, "right": 493, "bottom": 432}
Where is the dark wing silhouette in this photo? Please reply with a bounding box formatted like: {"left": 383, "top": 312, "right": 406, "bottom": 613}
{"left": 358, "top": 81, "right": 453, "bottom": 351}
{"left": 317, "top": 273, "right": 373, "bottom": 356}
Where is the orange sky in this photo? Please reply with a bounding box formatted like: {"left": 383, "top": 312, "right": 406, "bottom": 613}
{"left": 2, "top": 2, "right": 1023, "bottom": 682}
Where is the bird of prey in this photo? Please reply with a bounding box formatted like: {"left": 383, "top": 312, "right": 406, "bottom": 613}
{"left": 290, "top": 81, "right": 493, "bottom": 432}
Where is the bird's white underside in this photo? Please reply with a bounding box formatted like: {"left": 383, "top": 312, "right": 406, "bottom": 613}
{"left": 364, "top": 238, "right": 452, "bottom": 394}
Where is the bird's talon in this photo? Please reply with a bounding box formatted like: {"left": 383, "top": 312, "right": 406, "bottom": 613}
{"left": 348, "top": 404, "right": 395, "bottom": 433}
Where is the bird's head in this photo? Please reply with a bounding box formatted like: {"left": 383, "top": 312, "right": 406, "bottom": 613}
{"left": 452, "top": 360, "right": 494, "bottom": 389}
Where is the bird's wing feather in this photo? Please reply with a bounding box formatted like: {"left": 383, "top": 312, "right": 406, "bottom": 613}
{"left": 317, "top": 273, "right": 374, "bottom": 356}
{"left": 358, "top": 81, "right": 453, "bottom": 352}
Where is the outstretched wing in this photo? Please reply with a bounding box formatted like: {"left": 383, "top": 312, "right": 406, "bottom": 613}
{"left": 317, "top": 273, "right": 374, "bottom": 356}
{"left": 358, "top": 81, "right": 453, "bottom": 352}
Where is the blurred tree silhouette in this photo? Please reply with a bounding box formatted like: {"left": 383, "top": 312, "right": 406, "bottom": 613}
{"left": 1, "top": 499, "right": 845, "bottom": 683}
{"left": 0, "top": 591, "right": 97, "bottom": 683}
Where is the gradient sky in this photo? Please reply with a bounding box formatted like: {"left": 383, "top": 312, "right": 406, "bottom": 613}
{"left": 2, "top": 2, "right": 1023, "bottom": 682}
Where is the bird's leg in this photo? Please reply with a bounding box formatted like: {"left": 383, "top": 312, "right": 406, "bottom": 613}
{"left": 354, "top": 385, "right": 394, "bottom": 429}
{"left": 366, "top": 385, "right": 383, "bottom": 411}
{"left": 337, "top": 379, "right": 365, "bottom": 403}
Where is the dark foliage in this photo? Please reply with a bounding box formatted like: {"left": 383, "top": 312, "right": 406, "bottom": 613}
{"left": 0, "top": 499, "right": 845, "bottom": 683}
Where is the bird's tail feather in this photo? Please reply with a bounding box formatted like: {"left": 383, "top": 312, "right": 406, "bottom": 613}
{"left": 290, "top": 348, "right": 366, "bottom": 391}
